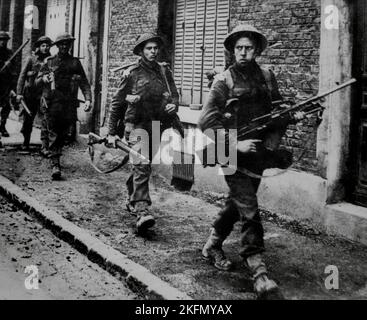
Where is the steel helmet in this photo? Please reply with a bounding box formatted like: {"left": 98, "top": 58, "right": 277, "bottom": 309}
{"left": 35, "top": 36, "right": 53, "bottom": 47}
{"left": 53, "top": 32, "right": 75, "bottom": 46}
{"left": 224, "top": 25, "right": 268, "bottom": 53}
{"left": 0, "top": 31, "right": 10, "bottom": 41}
{"left": 133, "top": 33, "right": 164, "bottom": 55}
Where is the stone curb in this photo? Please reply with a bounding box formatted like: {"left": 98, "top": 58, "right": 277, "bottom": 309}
{"left": 0, "top": 174, "right": 192, "bottom": 300}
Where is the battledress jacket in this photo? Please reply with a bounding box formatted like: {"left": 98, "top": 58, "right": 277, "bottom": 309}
{"left": 36, "top": 53, "right": 92, "bottom": 104}
{"left": 17, "top": 52, "right": 50, "bottom": 100}
{"left": 198, "top": 61, "right": 290, "bottom": 171}
{"left": 198, "top": 61, "right": 282, "bottom": 134}
{"left": 108, "top": 59, "right": 179, "bottom": 136}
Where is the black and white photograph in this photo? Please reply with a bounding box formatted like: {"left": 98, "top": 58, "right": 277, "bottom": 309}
{"left": 0, "top": 0, "right": 366, "bottom": 307}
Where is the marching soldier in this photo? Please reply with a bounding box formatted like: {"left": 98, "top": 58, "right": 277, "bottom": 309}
{"left": 107, "top": 33, "right": 181, "bottom": 235}
{"left": 0, "top": 31, "right": 16, "bottom": 142}
{"left": 198, "top": 25, "right": 305, "bottom": 298}
{"left": 36, "top": 32, "right": 92, "bottom": 180}
{"left": 16, "top": 36, "right": 52, "bottom": 153}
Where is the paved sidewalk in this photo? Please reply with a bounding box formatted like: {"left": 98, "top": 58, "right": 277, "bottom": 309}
{"left": 1, "top": 119, "right": 367, "bottom": 300}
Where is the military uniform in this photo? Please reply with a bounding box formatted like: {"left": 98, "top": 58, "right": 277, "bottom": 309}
{"left": 109, "top": 57, "right": 179, "bottom": 206}
{"left": 36, "top": 37, "right": 91, "bottom": 178}
{"left": 199, "top": 25, "right": 287, "bottom": 298}
{"left": 199, "top": 59, "right": 283, "bottom": 258}
{"left": 17, "top": 37, "right": 52, "bottom": 150}
{"left": 108, "top": 33, "right": 180, "bottom": 234}
{"left": 0, "top": 32, "right": 16, "bottom": 138}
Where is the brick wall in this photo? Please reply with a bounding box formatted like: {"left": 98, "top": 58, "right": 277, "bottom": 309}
{"left": 105, "top": 0, "right": 159, "bottom": 123}
{"left": 230, "top": 0, "right": 321, "bottom": 173}
{"left": 104, "top": 0, "right": 321, "bottom": 174}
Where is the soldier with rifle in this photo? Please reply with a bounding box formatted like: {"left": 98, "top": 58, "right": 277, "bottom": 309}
{"left": 36, "top": 32, "right": 92, "bottom": 180}
{"left": 16, "top": 36, "right": 53, "bottom": 153}
{"left": 198, "top": 25, "right": 307, "bottom": 299}
{"left": 107, "top": 33, "right": 183, "bottom": 235}
{"left": 0, "top": 31, "right": 17, "bottom": 142}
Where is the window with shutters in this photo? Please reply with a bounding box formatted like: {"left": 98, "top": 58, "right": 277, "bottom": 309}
{"left": 173, "top": 0, "right": 230, "bottom": 106}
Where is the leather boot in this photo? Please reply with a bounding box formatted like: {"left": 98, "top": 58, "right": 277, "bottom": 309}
{"left": 135, "top": 201, "right": 155, "bottom": 234}
{"left": 21, "top": 134, "right": 31, "bottom": 151}
{"left": 51, "top": 157, "right": 61, "bottom": 181}
{"left": 246, "top": 254, "right": 281, "bottom": 299}
{"left": 40, "top": 145, "right": 51, "bottom": 158}
{"left": 202, "top": 228, "right": 233, "bottom": 271}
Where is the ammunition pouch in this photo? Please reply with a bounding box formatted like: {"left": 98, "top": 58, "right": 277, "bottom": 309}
{"left": 70, "top": 74, "right": 81, "bottom": 95}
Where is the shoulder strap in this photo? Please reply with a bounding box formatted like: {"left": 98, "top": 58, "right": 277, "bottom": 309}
{"left": 159, "top": 63, "right": 172, "bottom": 96}
{"left": 223, "top": 69, "right": 234, "bottom": 90}
{"left": 261, "top": 68, "right": 273, "bottom": 91}
{"left": 213, "top": 69, "right": 234, "bottom": 91}
{"left": 121, "top": 63, "right": 139, "bottom": 79}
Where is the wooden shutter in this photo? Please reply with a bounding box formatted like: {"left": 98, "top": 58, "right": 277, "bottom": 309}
{"left": 174, "top": 0, "right": 229, "bottom": 106}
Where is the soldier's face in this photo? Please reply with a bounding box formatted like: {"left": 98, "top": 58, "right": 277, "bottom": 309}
{"left": 57, "top": 41, "right": 72, "bottom": 56}
{"left": 0, "top": 40, "right": 8, "bottom": 49}
{"left": 234, "top": 37, "right": 257, "bottom": 66}
{"left": 39, "top": 43, "right": 50, "bottom": 55}
{"left": 142, "top": 41, "right": 159, "bottom": 62}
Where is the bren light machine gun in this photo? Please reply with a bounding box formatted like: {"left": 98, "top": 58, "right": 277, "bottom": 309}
{"left": 202, "top": 78, "right": 357, "bottom": 179}
{"left": 234, "top": 78, "right": 357, "bottom": 143}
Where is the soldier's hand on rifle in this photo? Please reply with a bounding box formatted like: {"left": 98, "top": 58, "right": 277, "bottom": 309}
{"left": 124, "top": 123, "right": 135, "bottom": 142}
{"left": 293, "top": 111, "right": 306, "bottom": 121}
{"left": 126, "top": 95, "right": 141, "bottom": 104}
{"left": 165, "top": 103, "right": 177, "bottom": 115}
{"left": 107, "top": 135, "right": 119, "bottom": 149}
{"left": 16, "top": 95, "right": 24, "bottom": 104}
{"left": 237, "top": 139, "right": 262, "bottom": 154}
{"left": 84, "top": 100, "right": 92, "bottom": 112}
{"left": 42, "top": 73, "right": 54, "bottom": 84}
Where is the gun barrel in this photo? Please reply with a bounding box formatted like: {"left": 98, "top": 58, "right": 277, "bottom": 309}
{"left": 274, "top": 78, "right": 357, "bottom": 117}
{"left": 0, "top": 39, "right": 30, "bottom": 73}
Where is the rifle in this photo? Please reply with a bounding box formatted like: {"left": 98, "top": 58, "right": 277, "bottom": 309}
{"left": 234, "top": 78, "right": 357, "bottom": 141}
{"left": 9, "top": 90, "right": 32, "bottom": 116}
{"left": 159, "top": 65, "right": 185, "bottom": 138}
{"left": 111, "top": 59, "right": 141, "bottom": 73}
{"left": 0, "top": 39, "right": 30, "bottom": 74}
{"left": 42, "top": 56, "right": 57, "bottom": 91}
